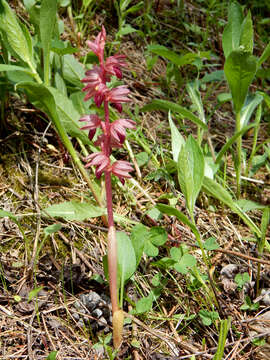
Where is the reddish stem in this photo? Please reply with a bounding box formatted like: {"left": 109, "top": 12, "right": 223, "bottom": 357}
{"left": 104, "top": 99, "right": 118, "bottom": 314}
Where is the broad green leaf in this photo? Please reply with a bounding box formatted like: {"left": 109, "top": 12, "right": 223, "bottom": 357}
{"left": 44, "top": 223, "right": 62, "bottom": 238}
{"left": 63, "top": 54, "right": 85, "bottom": 88}
{"left": 215, "top": 123, "right": 255, "bottom": 165}
{"left": 258, "top": 42, "right": 270, "bottom": 68}
{"left": 54, "top": 72, "right": 67, "bottom": 96}
{"left": 178, "top": 135, "right": 204, "bottom": 216}
{"left": 224, "top": 50, "right": 257, "bottom": 114}
{"left": 131, "top": 224, "right": 148, "bottom": 267}
{"left": 116, "top": 24, "right": 137, "bottom": 37}
{"left": 235, "top": 199, "right": 265, "bottom": 212}
{"left": 0, "top": 0, "right": 33, "bottom": 65}
{"left": 40, "top": 0, "right": 57, "bottom": 84}
{"left": 204, "top": 237, "right": 220, "bottom": 250}
{"left": 186, "top": 80, "right": 205, "bottom": 124}
{"left": 144, "top": 227, "right": 167, "bottom": 257}
{"left": 134, "top": 294, "right": 153, "bottom": 314}
{"left": 0, "top": 64, "right": 34, "bottom": 75}
{"left": 48, "top": 87, "right": 91, "bottom": 145}
{"left": 222, "top": 2, "right": 243, "bottom": 58}
{"left": 168, "top": 111, "right": 185, "bottom": 162}
{"left": 156, "top": 204, "right": 200, "bottom": 239}
{"left": 202, "top": 177, "right": 261, "bottom": 237}
{"left": 117, "top": 232, "right": 136, "bottom": 284}
{"left": 142, "top": 99, "right": 208, "bottom": 130}
{"left": 239, "top": 93, "right": 263, "bottom": 129}
{"left": 201, "top": 70, "right": 224, "bottom": 83}
{"left": 174, "top": 253, "right": 196, "bottom": 274}
{"left": 42, "top": 201, "right": 105, "bottom": 220}
{"left": 239, "top": 11, "right": 253, "bottom": 53}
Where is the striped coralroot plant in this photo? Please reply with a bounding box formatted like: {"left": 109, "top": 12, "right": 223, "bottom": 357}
{"left": 80, "top": 26, "right": 135, "bottom": 348}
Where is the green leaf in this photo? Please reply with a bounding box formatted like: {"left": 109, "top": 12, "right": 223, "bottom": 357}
{"left": 116, "top": 24, "right": 137, "bottom": 37}
{"left": 222, "top": 1, "right": 243, "bottom": 58}
{"left": 48, "top": 87, "right": 90, "bottom": 144}
{"left": 258, "top": 41, "right": 270, "bottom": 68}
{"left": 44, "top": 223, "right": 62, "bottom": 238}
{"left": 235, "top": 272, "right": 250, "bottom": 288}
{"left": 117, "top": 232, "right": 136, "bottom": 284}
{"left": 63, "top": 54, "right": 85, "bottom": 87}
{"left": 156, "top": 204, "right": 200, "bottom": 239}
{"left": 186, "top": 80, "right": 205, "bottom": 124}
{"left": 224, "top": 50, "right": 257, "bottom": 114}
{"left": 235, "top": 199, "right": 265, "bottom": 212}
{"left": 239, "top": 11, "right": 253, "bottom": 53}
{"left": 202, "top": 177, "right": 261, "bottom": 237}
{"left": 144, "top": 227, "right": 167, "bottom": 257}
{"left": 147, "top": 44, "right": 210, "bottom": 67}
{"left": 28, "top": 286, "right": 43, "bottom": 302}
{"left": 0, "top": 209, "right": 18, "bottom": 223}
{"left": 178, "top": 135, "right": 204, "bottom": 216}
{"left": 199, "top": 309, "right": 219, "bottom": 326}
{"left": 239, "top": 93, "right": 263, "bottom": 129}
{"left": 0, "top": 64, "right": 34, "bottom": 75}
{"left": 215, "top": 123, "right": 255, "bottom": 165}
{"left": 42, "top": 201, "right": 105, "bottom": 221}
{"left": 131, "top": 224, "right": 148, "bottom": 267}
{"left": 204, "top": 237, "right": 220, "bottom": 250}
{"left": 134, "top": 294, "right": 153, "bottom": 314}
{"left": 168, "top": 111, "right": 185, "bottom": 162}
{"left": 46, "top": 351, "right": 58, "bottom": 360}
{"left": 0, "top": 0, "right": 33, "bottom": 65}
{"left": 201, "top": 70, "right": 224, "bottom": 83}
{"left": 174, "top": 253, "right": 196, "bottom": 274}
{"left": 142, "top": 99, "right": 208, "bottom": 130}
{"left": 40, "top": 0, "right": 57, "bottom": 84}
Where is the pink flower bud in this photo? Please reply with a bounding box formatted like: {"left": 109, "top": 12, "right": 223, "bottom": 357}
{"left": 111, "top": 160, "right": 133, "bottom": 184}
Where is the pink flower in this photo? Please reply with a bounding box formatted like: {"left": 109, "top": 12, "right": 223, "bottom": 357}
{"left": 105, "top": 54, "right": 127, "bottom": 79}
{"left": 106, "top": 85, "right": 130, "bottom": 103}
{"left": 106, "top": 86, "right": 130, "bottom": 112}
{"left": 79, "top": 114, "right": 102, "bottom": 140}
{"left": 111, "top": 160, "right": 133, "bottom": 184}
{"left": 85, "top": 152, "right": 110, "bottom": 178}
{"left": 81, "top": 65, "right": 104, "bottom": 102}
{"left": 94, "top": 83, "right": 109, "bottom": 107}
{"left": 110, "top": 118, "right": 136, "bottom": 144}
{"left": 86, "top": 26, "right": 106, "bottom": 63}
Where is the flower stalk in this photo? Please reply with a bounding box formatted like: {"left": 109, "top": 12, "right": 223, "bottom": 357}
{"left": 80, "top": 27, "right": 135, "bottom": 348}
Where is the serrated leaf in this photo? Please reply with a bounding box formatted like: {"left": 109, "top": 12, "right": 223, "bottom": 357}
{"left": 235, "top": 199, "right": 265, "bottom": 212}
{"left": 142, "top": 99, "right": 207, "bottom": 130}
{"left": 135, "top": 294, "right": 153, "bottom": 314}
{"left": 144, "top": 227, "right": 167, "bottom": 257}
{"left": 42, "top": 201, "right": 105, "bottom": 220}
{"left": 224, "top": 50, "right": 257, "bottom": 114}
